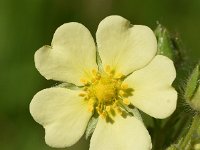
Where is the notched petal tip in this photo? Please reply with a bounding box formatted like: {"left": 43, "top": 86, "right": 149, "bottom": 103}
{"left": 34, "top": 22, "right": 98, "bottom": 85}
{"left": 51, "top": 22, "right": 94, "bottom": 46}
{"left": 96, "top": 15, "right": 157, "bottom": 75}
{"left": 125, "top": 55, "right": 177, "bottom": 119}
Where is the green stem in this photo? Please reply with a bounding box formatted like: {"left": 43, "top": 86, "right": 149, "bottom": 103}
{"left": 179, "top": 113, "right": 200, "bottom": 149}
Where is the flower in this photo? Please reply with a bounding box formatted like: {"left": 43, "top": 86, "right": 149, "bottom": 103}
{"left": 30, "top": 15, "right": 177, "bottom": 150}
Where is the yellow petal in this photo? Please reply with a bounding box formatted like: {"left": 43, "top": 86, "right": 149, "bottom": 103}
{"left": 125, "top": 55, "right": 177, "bottom": 119}
{"left": 96, "top": 15, "right": 157, "bottom": 75}
{"left": 30, "top": 87, "right": 92, "bottom": 148}
{"left": 89, "top": 116, "right": 151, "bottom": 150}
{"left": 35, "top": 23, "right": 97, "bottom": 86}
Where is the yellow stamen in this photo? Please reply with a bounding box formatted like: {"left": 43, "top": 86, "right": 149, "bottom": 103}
{"left": 115, "top": 107, "right": 122, "bottom": 115}
{"left": 100, "top": 112, "right": 107, "bottom": 119}
{"left": 88, "top": 98, "right": 95, "bottom": 105}
{"left": 95, "top": 74, "right": 101, "bottom": 80}
{"left": 112, "top": 101, "right": 118, "bottom": 108}
{"left": 92, "top": 69, "right": 98, "bottom": 76}
{"left": 88, "top": 106, "right": 94, "bottom": 112}
{"left": 91, "top": 78, "right": 96, "bottom": 83}
{"left": 114, "top": 72, "right": 124, "bottom": 79}
{"left": 79, "top": 67, "right": 134, "bottom": 120}
{"left": 119, "top": 90, "right": 125, "bottom": 96}
{"left": 83, "top": 87, "right": 88, "bottom": 91}
{"left": 123, "top": 98, "right": 130, "bottom": 105}
{"left": 106, "top": 106, "right": 111, "bottom": 112}
{"left": 80, "top": 78, "right": 88, "bottom": 85}
{"left": 121, "top": 83, "right": 128, "bottom": 90}
{"left": 79, "top": 93, "right": 86, "bottom": 97}
{"left": 105, "top": 65, "right": 111, "bottom": 73}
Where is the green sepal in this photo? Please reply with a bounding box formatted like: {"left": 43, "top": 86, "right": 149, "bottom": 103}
{"left": 85, "top": 115, "right": 98, "bottom": 140}
{"left": 185, "top": 65, "right": 199, "bottom": 101}
{"left": 57, "top": 82, "right": 80, "bottom": 90}
{"left": 117, "top": 101, "right": 143, "bottom": 122}
{"left": 190, "top": 86, "right": 200, "bottom": 112}
{"left": 124, "top": 105, "right": 143, "bottom": 122}
{"left": 184, "top": 64, "right": 200, "bottom": 111}
{"left": 96, "top": 50, "right": 103, "bottom": 72}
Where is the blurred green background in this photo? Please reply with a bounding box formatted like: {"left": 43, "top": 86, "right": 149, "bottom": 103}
{"left": 0, "top": 0, "right": 200, "bottom": 150}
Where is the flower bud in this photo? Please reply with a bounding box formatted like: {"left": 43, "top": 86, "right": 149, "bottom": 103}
{"left": 154, "top": 23, "right": 184, "bottom": 64}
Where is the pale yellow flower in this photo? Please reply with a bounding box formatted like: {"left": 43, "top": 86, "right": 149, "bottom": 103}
{"left": 30, "top": 15, "right": 177, "bottom": 150}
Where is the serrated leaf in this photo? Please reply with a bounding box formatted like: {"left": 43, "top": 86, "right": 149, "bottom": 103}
{"left": 85, "top": 115, "right": 98, "bottom": 140}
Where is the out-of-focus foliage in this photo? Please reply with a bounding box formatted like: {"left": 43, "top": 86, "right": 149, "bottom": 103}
{"left": 0, "top": 0, "right": 200, "bottom": 150}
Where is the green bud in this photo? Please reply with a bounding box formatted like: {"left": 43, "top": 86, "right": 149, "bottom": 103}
{"left": 190, "top": 85, "right": 200, "bottom": 111}
{"left": 155, "top": 24, "right": 174, "bottom": 59}
{"left": 185, "top": 65, "right": 200, "bottom": 111}
{"left": 154, "top": 23, "right": 184, "bottom": 64}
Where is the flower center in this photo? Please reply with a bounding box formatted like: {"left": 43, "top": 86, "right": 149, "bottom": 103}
{"left": 92, "top": 76, "right": 116, "bottom": 103}
{"left": 79, "top": 65, "right": 133, "bottom": 120}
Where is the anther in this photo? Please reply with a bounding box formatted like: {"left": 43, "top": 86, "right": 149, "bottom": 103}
{"left": 106, "top": 106, "right": 111, "bottom": 112}
{"left": 121, "top": 83, "right": 128, "bottom": 90}
{"left": 91, "top": 78, "right": 96, "bottom": 83}
{"left": 80, "top": 78, "right": 88, "bottom": 85}
{"left": 115, "top": 107, "right": 122, "bottom": 115}
{"left": 92, "top": 69, "right": 98, "bottom": 76}
{"left": 96, "top": 107, "right": 101, "bottom": 114}
{"left": 119, "top": 90, "right": 125, "bottom": 96}
{"left": 100, "top": 112, "right": 107, "bottom": 119}
{"left": 79, "top": 93, "right": 86, "bottom": 97}
{"left": 88, "top": 106, "right": 94, "bottom": 112}
{"left": 113, "top": 101, "right": 118, "bottom": 108}
{"left": 95, "top": 74, "right": 101, "bottom": 80}
{"left": 123, "top": 98, "right": 130, "bottom": 105}
{"left": 114, "top": 73, "right": 124, "bottom": 79}
{"left": 105, "top": 65, "right": 111, "bottom": 73}
{"left": 88, "top": 98, "right": 95, "bottom": 105}
{"left": 83, "top": 87, "right": 88, "bottom": 91}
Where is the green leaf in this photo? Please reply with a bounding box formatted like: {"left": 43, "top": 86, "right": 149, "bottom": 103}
{"left": 85, "top": 115, "right": 98, "bottom": 140}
